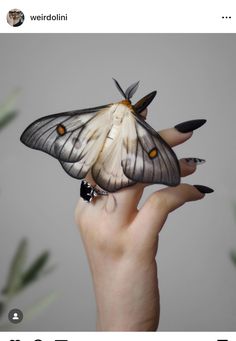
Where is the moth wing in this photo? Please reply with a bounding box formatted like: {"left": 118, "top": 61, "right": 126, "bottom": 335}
{"left": 59, "top": 122, "right": 113, "bottom": 179}
{"left": 92, "top": 113, "right": 136, "bottom": 192}
{"left": 59, "top": 160, "right": 90, "bottom": 180}
{"left": 122, "top": 115, "right": 180, "bottom": 186}
{"left": 20, "top": 104, "right": 112, "bottom": 163}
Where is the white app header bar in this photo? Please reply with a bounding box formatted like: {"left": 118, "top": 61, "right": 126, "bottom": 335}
{"left": 0, "top": 0, "right": 235, "bottom": 33}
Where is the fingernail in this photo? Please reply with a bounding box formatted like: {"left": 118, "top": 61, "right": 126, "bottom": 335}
{"left": 185, "top": 158, "right": 206, "bottom": 165}
{"left": 194, "top": 185, "right": 214, "bottom": 194}
{"left": 175, "top": 119, "right": 206, "bottom": 133}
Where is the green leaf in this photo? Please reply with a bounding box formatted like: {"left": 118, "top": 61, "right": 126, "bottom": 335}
{"left": 2, "top": 239, "right": 28, "bottom": 297}
{"left": 0, "top": 302, "right": 5, "bottom": 318}
{"left": 0, "top": 110, "right": 17, "bottom": 130}
{"left": 230, "top": 250, "right": 236, "bottom": 266}
{"left": 0, "top": 90, "right": 19, "bottom": 129}
{"left": 20, "top": 251, "right": 50, "bottom": 289}
{"left": 23, "top": 291, "right": 58, "bottom": 321}
{"left": 38, "top": 264, "right": 57, "bottom": 277}
{"left": 0, "top": 291, "right": 58, "bottom": 330}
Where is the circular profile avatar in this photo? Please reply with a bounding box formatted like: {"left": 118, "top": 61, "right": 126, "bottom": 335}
{"left": 7, "top": 9, "right": 25, "bottom": 27}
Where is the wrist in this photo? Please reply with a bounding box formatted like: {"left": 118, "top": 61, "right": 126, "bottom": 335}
{"left": 90, "top": 256, "right": 160, "bottom": 331}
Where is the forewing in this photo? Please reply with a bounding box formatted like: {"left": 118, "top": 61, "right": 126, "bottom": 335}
{"left": 122, "top": 115, "right": 180, "bottom": 186}
{"left": 20, "top": 104, "right": 112, "bottom": 163}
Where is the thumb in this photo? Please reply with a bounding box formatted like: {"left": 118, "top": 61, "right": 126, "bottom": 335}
{"left": 134, "top": 184, "right": 213, "bottom": 239}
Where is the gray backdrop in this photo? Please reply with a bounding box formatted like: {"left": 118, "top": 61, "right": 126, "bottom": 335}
{"left": 0, "top": 34, "right": 236, "bottom": 331}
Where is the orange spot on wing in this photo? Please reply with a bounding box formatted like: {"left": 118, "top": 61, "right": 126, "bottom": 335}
{"left": 56, "top": 124, "right": 66, "bottom": 136}
{"left": 149, "top": 148, "right": 158, "bottom": 159}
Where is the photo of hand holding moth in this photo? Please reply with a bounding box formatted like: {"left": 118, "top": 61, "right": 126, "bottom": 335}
{"left": 20, "top": 79, "right": 212, "bottom": 199}
{"left": 20, "top": 79, "right": 213, "bottom": 331}
{"left": 21, "top": 79, "right": 181, "bottom": 195}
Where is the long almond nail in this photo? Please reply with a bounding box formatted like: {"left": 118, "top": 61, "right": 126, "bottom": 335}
{"left": 175, "top": 119, "right": 206, "bottom": 133}
{"left": 194, "top": 185, "right": 214, "bottom": 194}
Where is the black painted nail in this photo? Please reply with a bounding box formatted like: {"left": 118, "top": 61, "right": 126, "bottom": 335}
{"left": 175, "top": 119, "right": 206, "bottom": 133}
{"left": 185, "top": 158, "right": 206, "bottom": 165}
{"left": 194, "top": 185, "right": 214, "bottom": 194}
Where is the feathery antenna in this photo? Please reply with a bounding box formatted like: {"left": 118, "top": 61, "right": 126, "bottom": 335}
{"left": 125, "top": 81, "right": 139, "bottom": 100}
{"left": 112, "top": 78, "right": 126, "bottom": 99}
{"left": 112, "top": 79, "right": 139, "bottom": 100}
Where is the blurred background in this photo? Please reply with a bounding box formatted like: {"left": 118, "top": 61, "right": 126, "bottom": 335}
{"left": 0, "top": 34, "right": 235, "bottom": 331}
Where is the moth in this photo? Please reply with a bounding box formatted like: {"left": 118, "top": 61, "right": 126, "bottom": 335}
{"left": 20, "top": 79, "right": 180, "bottom": 192}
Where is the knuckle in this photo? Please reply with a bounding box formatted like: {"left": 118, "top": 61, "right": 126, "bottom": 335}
{"left": 149, "top": 193, "right": 168, "bottom": 211}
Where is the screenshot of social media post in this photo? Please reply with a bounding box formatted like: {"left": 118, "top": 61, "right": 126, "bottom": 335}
{"left": 0, "top": 1, "right": 236, "bottom": 340}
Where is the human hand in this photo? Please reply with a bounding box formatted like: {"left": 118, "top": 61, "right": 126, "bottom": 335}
{"left": 74, "top": 117, "right": 213, "bottom": 331}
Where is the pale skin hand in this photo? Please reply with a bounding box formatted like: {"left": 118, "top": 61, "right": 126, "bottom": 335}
{"left": 75, "top": 115, "right": 205, "bottom": 331}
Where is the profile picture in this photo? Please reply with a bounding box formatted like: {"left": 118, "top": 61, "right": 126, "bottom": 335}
{"left": 7, "top": 9, "right": 25, "bottom": 27}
